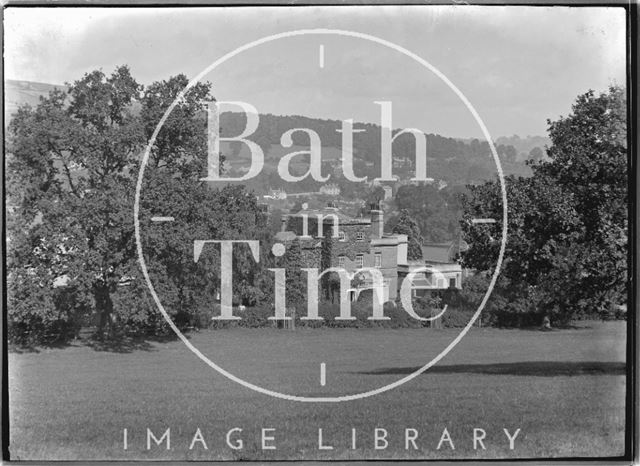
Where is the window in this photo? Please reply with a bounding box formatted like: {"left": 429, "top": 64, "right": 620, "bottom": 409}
{"left": 356, "top": 232, "right": 364, "bottom": 241}
{"left": 356, "top": 254, "right": 364, "bottom": 268}
{"left": 338, "top": 256, "right": 346, "bottom": 268}
{"left": 374, "top": 253, "right": 382, "bottom": 268}
{"left": 449, "top": 277, "right": 457, "bottom": 288}
{"left": 338, "top": 231, "right": 346, "bottom": 241}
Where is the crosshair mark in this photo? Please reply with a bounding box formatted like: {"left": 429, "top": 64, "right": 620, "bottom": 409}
{"left": 320, "top": 362, "right": 326, "bottom": 386}
{"left": 319, "top": 44, "right": 325, "bottom": 68}
{"left": 472, "top": 218, "right": 496, "bottom": 224}
{"left": 151, "top": 216, "right": 175, "bottom": 222}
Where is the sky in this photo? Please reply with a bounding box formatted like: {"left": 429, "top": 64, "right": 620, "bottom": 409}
{"left": 4, "top": 6, "right": 627, "bottom": 138}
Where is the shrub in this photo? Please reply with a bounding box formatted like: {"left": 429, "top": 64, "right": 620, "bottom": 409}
{"left": 7, "top": 274, "right": 84, "bottom": 346}
{"left": 440, "top": 307, "right": 477, "bottom": 328}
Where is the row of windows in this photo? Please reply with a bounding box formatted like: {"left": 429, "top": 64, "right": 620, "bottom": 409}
{"left": 338, "top": 253, "right": 382, "bottom": 268}
{"left": 336, "top": 231, "right": 366, "bottom": 241}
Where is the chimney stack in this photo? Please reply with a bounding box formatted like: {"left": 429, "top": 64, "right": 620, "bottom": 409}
{"left": 370, "top": 208, "right": 383, "bottom": 239}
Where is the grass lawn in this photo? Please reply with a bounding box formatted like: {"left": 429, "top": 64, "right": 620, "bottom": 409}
{"left": 8, "top": 321, "right": 627, "bottom": 460}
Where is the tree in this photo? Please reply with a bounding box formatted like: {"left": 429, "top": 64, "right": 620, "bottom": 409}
{"left": 461, "top": 174, "right": 583, "bottom": 325}
{"left": 6, "top": 66, "right": 271, "bottom": 344}
{"left": 392, "top": 184, "right": 458, "bottom": 242}
{"left": 391, "top": 209, "right": 424, "bottom": 260}
{"left": 461, "top": 86, "right": 627, "bottom": 325}
{"left": 538, "top": 86, "right": 627, "bottom": 317}
{"left": 282, "top": 239, "right": 306, "bottom": 314}
{"left": 497, "top": 144, "right": 517, "bottom": 163}
{"left": 7, "top": 66, "right": 147, "bottom": 341}
{"left": 528, "top": 146, "right": 544, "bottom": 162}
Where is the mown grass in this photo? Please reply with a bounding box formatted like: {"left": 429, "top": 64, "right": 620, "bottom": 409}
{"left": 8, "top": 321, "right": 627, "bottom": 460}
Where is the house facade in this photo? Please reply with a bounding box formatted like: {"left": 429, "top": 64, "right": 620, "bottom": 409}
{"left": 275, "top": 205, "right": 463, "bottom": 302}
{"left": 397, "top": 243, "right": 464, "bottom": 297}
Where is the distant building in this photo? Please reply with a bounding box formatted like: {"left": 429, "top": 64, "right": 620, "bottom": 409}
{"left": 393, "top": 157, "right": 413, "bottom": 168}
{"left": 269, "top": 189, "right": 287, "bottom": 200}
{"left": 275, "top": 205, "right": 463, "bottom": 302}
{"left": 397, "top": 243, "right": 463, "bottom": 297}
{"left": 319, "top": 183, "right": 341, "bottom": 196}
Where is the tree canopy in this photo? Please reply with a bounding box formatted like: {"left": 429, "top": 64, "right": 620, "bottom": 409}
{"left": 461, "top": 86, "right": 627, "bottom": 326}
{"left": 391, "top": 209, "right": 424, "bottom": 261}
{"left": 6, "top": 66, "right": 271, "bottom": 344}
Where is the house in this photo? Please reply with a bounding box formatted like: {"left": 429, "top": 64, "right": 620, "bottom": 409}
{"left": 277, "top": 204, "right": 406, "bottom": 301}
{"left": 275, "top": 205, "right": 465, "bottom": 303}
{"left": 319, "top": 183, "right": 341, "bottom": 196}
{"left": 397, "top": 242, "right": 464, "bottom": 297}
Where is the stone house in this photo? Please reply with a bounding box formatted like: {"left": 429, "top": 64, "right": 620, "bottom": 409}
{"left": 275, "top": 205, "right": 463, "bottom": 302}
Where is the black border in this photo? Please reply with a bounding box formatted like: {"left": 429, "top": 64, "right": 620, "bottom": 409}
{"left": 1, "top": 1, "right": 637, "bottom": 464}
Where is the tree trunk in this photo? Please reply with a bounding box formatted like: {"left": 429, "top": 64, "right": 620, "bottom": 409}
{"left": 94, "top": 284, "right": 114, "bottom": 339}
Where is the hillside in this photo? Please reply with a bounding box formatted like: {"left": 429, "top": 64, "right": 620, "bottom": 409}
{"left": 5, "top": 79, "right": 68, "bottom": 126}
{"left": 5, "top": 79, "right": 534, "bottom": 190}
{"left": 495, "top": 134, "right": 550, "bottom": 161}
{"left": 218, "top": 112, "right": 533, "bottom": 193}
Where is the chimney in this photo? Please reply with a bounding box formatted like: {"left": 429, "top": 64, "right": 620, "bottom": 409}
{"left": 281, "top": 215, "right": 288, "bottom": 232}
{"left": 370, "top": 209, "right": 383, "bottom": 239}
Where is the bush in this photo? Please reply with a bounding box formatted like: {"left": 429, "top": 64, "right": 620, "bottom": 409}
{"left": 199, "top": 294, "right": 448, "bottom": 330}
{"left": 440, "top": 307, "right": 477, "bottom": 328}
{"left": 7, "top": 275, "right": 84, "bottom": 346}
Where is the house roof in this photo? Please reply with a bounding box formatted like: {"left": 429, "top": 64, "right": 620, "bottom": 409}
{"left": 422, "top": 242, "right": 455, "bottom": 264}
{"left": 287, "top": 207, "right": 370, "bottom": 225}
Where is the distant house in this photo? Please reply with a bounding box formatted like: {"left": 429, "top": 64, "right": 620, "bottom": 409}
{"left": 278, "top": 205, "right": 405, "bottom": 301}
{"left": 269, "top": 189, "right": 287, "bottom": 200}
{"left": 275, "top": 205, "right": 464, "bottom": 302}
{"left": 319, "top": 183, "right": 341, "bottom": 196}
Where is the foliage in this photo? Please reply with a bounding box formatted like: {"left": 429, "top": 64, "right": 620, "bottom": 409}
{"left": 7, "top": 66, "right": 147, "bottom": 342}
{"left": 391, "top": 209, "right": 424, "bottom": 260}
{"left": 6, "top": 66, "right": 272, "bottom": 345}
{"left": 439, "top": 307, "right": 477, "bottom": 328}
{"left": 391, "top": 184, "right": 463, "bottom": 242}
{"left": 528, "top": 146, "right": 544, "bottom": 162}
{"left": 461, "top": 86, "right": 627, "bottom": 326}
{"left": 282, "top": 238, "right": 306, "bottom": 312}
{"left": 218, "top": 112, "right": 526, "bottom": 195}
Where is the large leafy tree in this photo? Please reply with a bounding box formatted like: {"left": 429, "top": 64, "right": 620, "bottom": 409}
{"left": 7, "top": 66, "right": 146, "bottom": 341}
{"left": 6, "top": 66, "right": 269, "bottom": 344}
{"left": 461, "top": 86, "right": 627, "bottom": 325}
{"left": 537, "top": 86, "right": 627, "bottom": 308}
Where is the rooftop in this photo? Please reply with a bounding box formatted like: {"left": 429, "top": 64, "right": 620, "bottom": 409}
{"left": 422, "top": 243, "right": 456, "bottom": 264}
{"left": 287, "top": 207, "right": 371, "bottom": 225}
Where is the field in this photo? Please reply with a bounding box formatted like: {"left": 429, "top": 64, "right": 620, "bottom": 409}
{"left": 8, "top": 321, "right": 627, "bottom": 460}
